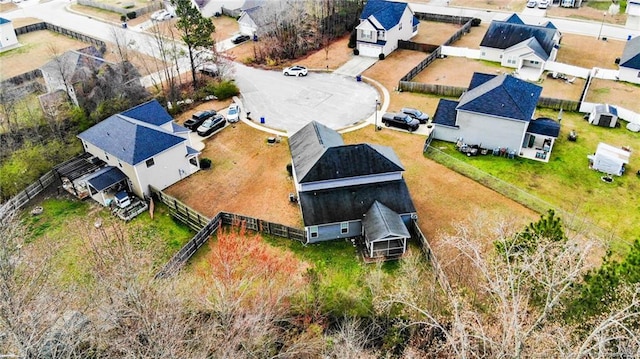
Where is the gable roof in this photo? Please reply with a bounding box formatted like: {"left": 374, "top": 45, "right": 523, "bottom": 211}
{"left": 120, "top": 99, "right": 173, "bottom": 127}
{"left": 593, "top": 104, "right": 618, "bottom": 116}
{"left": 504, "top": 13, "right": 525, "bottom": 24}
{"left": 457, "top": 73, "right": 541, "bottom": 122}
{"left": 78, "top": 114, "right": 185, "bottom": 165}
{"left": 508, "top": 37, "right": 549, "bottom": 61}
{"left": 290, "top": 121, "right": 403, "bottom": 183}
{"left": 359, "top": 0, "right": 412, "bottom": 30}
{"left": 620, "top": 36, "right": 640, "bottom": 70}
{"left": 289, "top": 121, "right": 344, "bottom": 181}
{"left": 41, "top": 46, "right": 107, "bottom": 83}
{"left": 480, "top": 17, "right": 558, "bottom": 57}
{"left": 362, "top": 200, "right": 411, "bottom": 242}
{"left": 527, "top": 117, "right": 560, "bottom": 137}
{"left": 298, "top": 180, "right": 416, "bottom": 226}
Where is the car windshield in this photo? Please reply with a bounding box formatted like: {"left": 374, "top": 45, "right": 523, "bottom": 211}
{"left": 202, "top": 119, "right": 213, "bottom": 127}
{"left": 229, "top": 107, "right": 238, "bottom": 115}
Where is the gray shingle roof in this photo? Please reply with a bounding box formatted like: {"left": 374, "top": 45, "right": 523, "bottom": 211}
{"left": 290, "top": 121, "right": 403, "bottom": 183}
{"left": 620, "top": 36, "right": 640, "bottom": 70}
{"left": 298, "top": 180, "right": 416, "bottom": 226}
{"left": 362, "top": 200, "right": 411, "bottom": 242}
{"left": 480, "top": 18, "right": 558, "bottom": 57}
{"left": 457, "top": 73, "right": 541, "bottom": 122}
{"left": 78, "top": 114, "right": 185, "bottom": 165}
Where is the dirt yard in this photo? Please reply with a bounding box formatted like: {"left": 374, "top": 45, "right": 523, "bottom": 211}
{"left": 413, "top": 20, "right": 469, "bottom": 45}
{"left": 165, "top": 118, "right": 537, "bottom": 240}
{"left": 586, "top": 79, "right": 640, "bottom": 112}
{"left": 556, "top": 33, "right": 626, "bottom": 70}
{"left": 547, "top": 4, "right": 627, "bottom": 25}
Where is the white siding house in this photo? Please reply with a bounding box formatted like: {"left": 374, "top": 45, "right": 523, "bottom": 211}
{"left": 0, "top": 17, "right": 19, "bottom": 53}
{"left": 479, "top": 14, "right": 560, "bottom": 80}
{"left": 618, "top": 35, "right": 640, "bottom": 84}
{"left": 356, "top": 0, "right": 419, "bottom": 58}
{"left": 431, "top": 72, "right": 560, "bottom": 162}
{"left": 77, "top": 100, "right": 200, "bottom": 199}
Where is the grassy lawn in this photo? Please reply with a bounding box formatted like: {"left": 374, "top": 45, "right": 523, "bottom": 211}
{"left": 23, "top": 197, "right": 194, "bottom": 283}
{"left": 427, "top": 108, "right": 640, "bottom": 255}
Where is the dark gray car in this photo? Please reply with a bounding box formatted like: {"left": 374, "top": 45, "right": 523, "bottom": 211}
{"left": 401, "top": 107, "right": 430, "bottom": 124}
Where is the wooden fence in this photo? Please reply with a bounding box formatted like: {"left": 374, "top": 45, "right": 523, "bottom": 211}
{"left": 399, "top": 81, "right": 466, "bottom": 97}
{"left": 15, "top": 23, "right": 107, "bottom": 54}
{"left": 3, "top": 171, "right": 59, "bottom": 211}
{"left": 400, "top": 49, "right": 441, "bottom": 82}
{"left": 150, "top": 186, "right": 306, "bottom": 278}
{"left": 537, "top": 97, "right": 580, "bottom": 111}
{"left": 443, "top": 20, "right": 473, "bottom": 46}
{"left": 398, "top": 40, "right": 439, "bottom": 53}
{"left": 411, "top": 219, "right": 453, "bottom": 296}
{"left": 414, "top": 12, "right": 474, "bottom": 25}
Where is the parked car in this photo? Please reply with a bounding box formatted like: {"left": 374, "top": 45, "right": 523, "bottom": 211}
{"left": 151, "top": 9, "right": 173, "bottom": 21}
{"left": 282, "top": 65, "right": 308, "bottom": 77}
{"left": 227, "top": 104, "right": 240, "bottom": 123}
{"left": 401, "top": 107, "right": 430, "bottom": 124}
{"left": 184, "top": 110, "right": 216, "bottom": 131}
{"left": 198, "top": 62, "right": 219, "bottom": 77}
{"left": 197, "top": 114, "right": 226, "bottom": 136}
{"left": 381, "top": 113, "right": 420, "bottom": 132}
{"left": 537, "top": 0, "right": 549, "bottom": 8}
{"left": 231, "top": 34, "right": 251, "bottom": 44}
{"left": 526, "top": 0, "right": 537, "bottom": 7}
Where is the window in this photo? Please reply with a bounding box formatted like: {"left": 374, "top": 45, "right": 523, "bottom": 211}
{"left": 341, "top": 222, "right": 349, "bottom": 234}
{"left": 146, "top": 158, "right": 155, "bottom": 168}
{"left": 360, "top": 30, "right": 373, "bottom": 40}
{"left": 310, "top": 226, "right": 319, "bottom": 238}
{"left": 637, "top": 71, "right": 640, "bottom": 78}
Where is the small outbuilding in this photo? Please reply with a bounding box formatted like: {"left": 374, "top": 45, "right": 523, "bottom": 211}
{"left": 588, "top": 104, "right": 619, "bottom": 128}
{"left": 588, "top": 143, "right": 631, "bottom": 176}
{"left": 0, "top": 17, "right": 19, "bottom": 53}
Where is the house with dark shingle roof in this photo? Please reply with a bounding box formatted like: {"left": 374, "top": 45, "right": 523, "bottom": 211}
{"left": 0, "top": 17, "right": 19, "bottom": 53}
{"left": 479, "top": 14, "right": 560, "bottom": 80}
{"left": 618, "top": 35, "right": 640, "bottom": 84}
{"left": 77, "top": 100, "right": 199, "bottom": 200}
{"left": 355, "top": 0, "right": 419, "bottom": 58}
{"left": 432, "top": 72, "right": 560, "bottom": 162}
{"left": 289, "top": 121, "right": 416, "bottom": 259}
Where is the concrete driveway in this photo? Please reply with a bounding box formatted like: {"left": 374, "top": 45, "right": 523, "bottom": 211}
{"left": 233, "top": 63, "right": 379, "bottom": 135}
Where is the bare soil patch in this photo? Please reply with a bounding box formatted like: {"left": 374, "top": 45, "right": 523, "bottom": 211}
{"left": 556, "top": 33, "right": 625, "bottom": 70}
{"left": 585, "top": 79, "right": 640, "bottom": 112}
{"left": 452, "top": 23, "right": 488, "bottom": 48}
{"left": 363, "top": 49, "right": 428, "bottom": 90}
{"left": 413, "top": 21, "right": 467, "bottom": 45}
{"left": 212, "top": 15, "right": 240, "bottom": 42}
{"left": 70, "top": 4, "right": 150, "bottom": 27}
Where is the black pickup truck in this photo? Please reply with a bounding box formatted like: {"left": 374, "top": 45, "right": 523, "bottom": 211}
{"left": 381, "top": 112, "right": 420, "bottom": 132}
{"left": 184, "top": 110, "right": 216, "bottom": 131}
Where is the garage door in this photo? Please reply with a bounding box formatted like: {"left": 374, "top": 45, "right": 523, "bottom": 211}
{"left": 358, "top": 43, "right": 381, "bottom": 57}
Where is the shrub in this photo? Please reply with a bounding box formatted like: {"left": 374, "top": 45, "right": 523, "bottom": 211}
{"left": 213, "top": 80, "right": 239, "bottom": 100}
{"left": 126, "top": 11, "right": 137, "bottom": 20}
{"left": 286, "top": 163, "right": 293, "bottom": 177}
{"left": 353, "top": 49, "right": 359, "bottom": 55}
{"left": 199, "top": 158, "right": 212, "bottom": 169}
{"left": 471, "top": 18, "right": 481, "bottom": 26}
{"left": 378, "top": 53, "right": 385, "bottom": 60}
{"left": 120, "top": 15, "right": 127, "bottom": 22}
{"left": 348, "top": 29, "right": 357, "bottom": 48}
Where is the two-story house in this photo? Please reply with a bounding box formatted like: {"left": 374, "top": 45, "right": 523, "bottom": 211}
{"left": 77, "top": 100, "right": 200, "bottom": 200}
{"left": 289, "top": 121, "right": 416, "bottom": 259}
{"left": 618, "top": 35, "right": 640, "bottom": 84}
{"left": 355, "top": 0, "right": 419, "bottom": 58}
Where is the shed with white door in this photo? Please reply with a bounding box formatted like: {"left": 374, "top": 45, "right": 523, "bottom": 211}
{"left": 588, "top": 142, "right": 631, "bottom": 176}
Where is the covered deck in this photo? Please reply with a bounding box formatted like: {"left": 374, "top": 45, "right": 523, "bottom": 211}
{"left": 361, "top": 201, "right": 410, "bottom": 261}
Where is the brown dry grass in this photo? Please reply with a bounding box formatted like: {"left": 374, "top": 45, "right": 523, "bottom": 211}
{"left": 413, "top": 21, "right": 468, "bottom": 45}
{"left": 69, "top": 4, "right": 151, "bottom": 26}
{"left": 556, "top": 33, "right": 625, "bottom": 70}
{"left": 453, "top": 23, "right": 488, "bottom": 48}
{"left": 548, "top": 4, "right": 626, "bottom": 25}
{"left": 212, "top": 16, "right": 240, "bottom": 42}
{"left": 0, "top": 1, "right": 17, "bottom": 12}
{"left": 0, "top": 31, "right": 91, "bottom": 79}
{"left": 586, "top": 79, "right": 640, "bottom": 112}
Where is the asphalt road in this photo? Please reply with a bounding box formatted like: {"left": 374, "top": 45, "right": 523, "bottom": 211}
{"left": 233, "top": 63, "right": 379, "bottom": 135}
